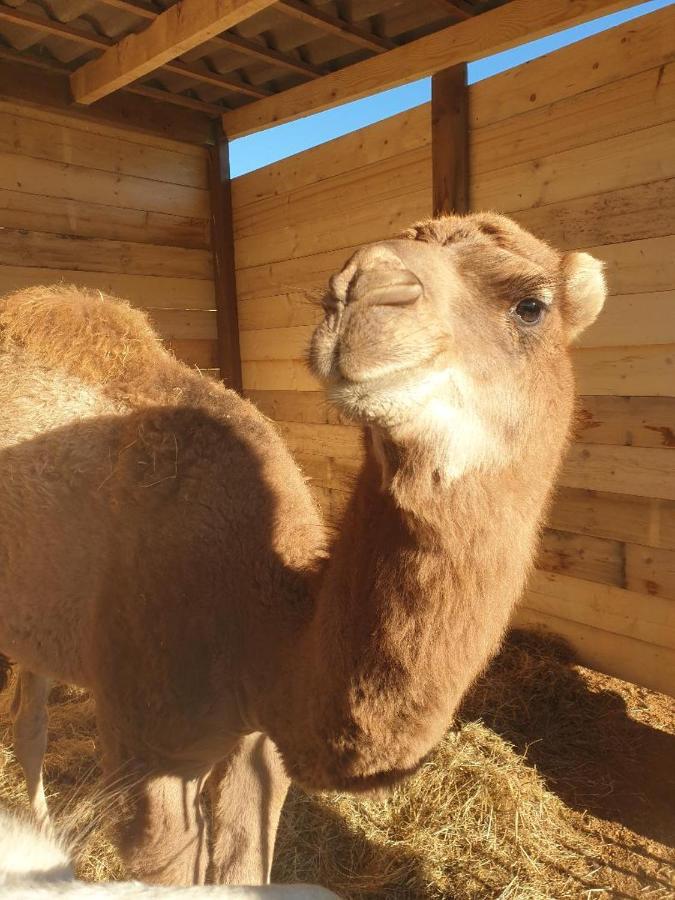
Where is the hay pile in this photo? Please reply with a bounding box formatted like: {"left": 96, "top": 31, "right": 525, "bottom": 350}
{"left": 1, "top": 630, "right": 673, "bottom": 899}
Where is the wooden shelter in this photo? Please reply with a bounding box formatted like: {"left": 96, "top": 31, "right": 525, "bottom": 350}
{"left": 0, "top": 0, "right": 673, "bottom": 694}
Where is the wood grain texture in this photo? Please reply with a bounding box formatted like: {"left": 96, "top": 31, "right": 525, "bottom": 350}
{"left": 537, "top": 529, "right": 624, "bottom": 587}
{"left": 561, "top": 444, "right": 675, "bottom": 501}
{"left": 576, "top": 396, "right": 675, "bottom": 449}
{"left": 576, "top": 289, "right": 675, "bottom": 349}
{"left": 572, "top": 345, "right": 675, "bottom": 397}
{"left": 71, "top": 0, "right": 278, "bottom": 103}
{"left": 221, "top": 0, "right": 641, "bottom": 136}
{"left": 432, "top": 64, "right": 469, "bottom": 216}
{"left": 625, "top": 544, "right": 675, "bottom": 601}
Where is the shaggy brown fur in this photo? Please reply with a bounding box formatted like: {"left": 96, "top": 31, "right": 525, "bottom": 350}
{"left": 0, "top": 214, "right": 606, "bottom": 888}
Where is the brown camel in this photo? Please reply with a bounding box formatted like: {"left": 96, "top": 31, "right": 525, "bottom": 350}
{"left": 0, "top": 213, "right": 606, "bottom": 887}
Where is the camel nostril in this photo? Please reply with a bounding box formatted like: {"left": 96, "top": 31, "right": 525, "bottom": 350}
{"left": 348, "top": 269, "right": 423, "bottom": 308}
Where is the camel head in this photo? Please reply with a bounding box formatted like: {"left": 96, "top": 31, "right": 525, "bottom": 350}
{"left": 310, "top": 213, "right": 606, "bottom": 478}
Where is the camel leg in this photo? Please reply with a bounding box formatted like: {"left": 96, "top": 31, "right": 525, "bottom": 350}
{"left": 207, "top": 733, "right": 290, "bottom": 885}
{"left": 10, "top": 670, "right": 50, "bottom": 827}
{"left": 97, "top": 715, "right": 211, "bottom": 886}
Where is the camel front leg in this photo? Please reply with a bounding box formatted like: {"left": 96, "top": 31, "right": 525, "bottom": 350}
{"left": 207, "top": 733, "right": 290, "bottom": 885}
{"left": 11, "top": 669, "right": 50, "bottom": 827}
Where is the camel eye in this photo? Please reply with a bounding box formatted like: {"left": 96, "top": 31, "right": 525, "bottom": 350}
{"left": 513, "top": 298, "right": 545, "bottom": 325}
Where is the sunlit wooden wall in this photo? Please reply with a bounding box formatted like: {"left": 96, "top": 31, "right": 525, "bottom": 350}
{"left": 237, "top": 5, "right": 675, "bottom": 694}
{"left": 0, "top": 102, "right": 218, "bottom": 373}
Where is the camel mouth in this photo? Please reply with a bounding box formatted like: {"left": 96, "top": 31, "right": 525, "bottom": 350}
{"left": 292, "top": 756, "right": 425, "bottom": 797}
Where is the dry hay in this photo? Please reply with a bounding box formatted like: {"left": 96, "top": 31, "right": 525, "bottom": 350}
{"left": 1, "top": 630, "right": 673, "bottom": 899}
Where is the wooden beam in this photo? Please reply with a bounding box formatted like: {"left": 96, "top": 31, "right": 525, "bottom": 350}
{"left": 164, "top": 60, "right": 271, "bottom": 99}
{"left": 208, "top": 127, "right": 243, "bottom": 392}
{"left": 212, "top": 31, "right": 327, "bottom": 78}
{"left": 0, "top": 5, "right": 112, "bottom": 50}
{"left": 432, "top": 63, "right": 469, "bottom": 215}
{"left": 0, "top": 55, "right": 213, "bottom": 145}
{"left": 276, "top": 0, "right": 396, "bottom": 53}
{"left": 221, "top": 0, "right": 643, "bottom": 137}
{"left": 70, "top": 0, "right": 278, "bottom": 104}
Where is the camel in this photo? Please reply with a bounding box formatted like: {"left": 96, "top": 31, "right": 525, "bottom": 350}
{"left": 0, "top": 213, "right": 606, "bottom": 887}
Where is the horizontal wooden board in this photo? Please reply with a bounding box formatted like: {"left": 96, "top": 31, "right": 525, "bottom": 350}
{"left": 0, "top": 265, "right": 216, "bottom": 311}
{"left": 576, "top": 396, "right": 675, "bottom": 449}
{"left": 232, "top": 104, "right": 430, "bottom": 206}
{"left": 239, "top": 325, "right": 312, "bottom": 362}
{"left": 524, "top": 569, "right": 675, "bottom": 651}
{"left": 242, "top": 359, "right": 323, "bottom": 392}
{"left": 0, "top": 152, "right": 210, "bottom": 219}
{"left": 473, "top": 122, "right": 675, "bottom": 214}
{"left": 513, "top": 607, "right": 675, "bottom": 697}
{"left": 245, "top": 389, "right": 347, "bottom": 425}
{"left": 234, "top": 149, "right": 431, "bottom": 268}
{"left": 515, "top": 179, "right": 675, "bottom": 252}
{"left": 0, "top": 229, "right": 213, "bottom": 280}
{"left": 561, "top": 443, "right": 675, "bottom": 501}
{"left": 473, "top": 4, "right": 675, "bottom": 129}
{"left": 575, "top": 289, "right": 675, "bottom": 349}
{"left": 537, "top": 529, "right": 623, "bottom": 587}
{"left": 625, "top": 544, "right": 675, "bottom": 601}
{"left": 572, "top": 344, "right": 675, "bottom": 397}
{"left": 588, "top": 235, "right": 675, "bottom": 296}
{"left": 0, "top": 98, "right": 209, "bottom": 158}
{"left": 548, "top": 487, "right": 675, "bottom": 551}
{"left": 147, "top": 309, "right": 217, "bottom": 341}
{"left": 237, "top": 292, "right": 323, "bottom": 332}
{"left": 0, "top": 187, "right": 210, "bottom": 250}
{"left": 473, "top": 60, "right": 675, "bottom": 176}
{"left": 275, "top": 421, "right": 362, "bottom": 461}
{"left": 0, "top": 109, "right": 208, "bottom": 189}
{"left": 236, "top": 245, "right": 355, "bottom": 306}
{"left": 164, "top": 338, "right": 219, "bottom": 369}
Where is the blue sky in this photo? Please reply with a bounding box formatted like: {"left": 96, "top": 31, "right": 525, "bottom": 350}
{"left": 229, "top": 0, "right": 673, "bottom": 178}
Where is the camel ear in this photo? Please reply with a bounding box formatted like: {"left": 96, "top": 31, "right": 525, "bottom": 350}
{"left": 560, "top": 252, "right": 607, "bottom": 342}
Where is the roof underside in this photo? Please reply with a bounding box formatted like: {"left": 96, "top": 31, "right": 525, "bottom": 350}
{"left": 0, "top": 0, "right": 513, "bottom": 122}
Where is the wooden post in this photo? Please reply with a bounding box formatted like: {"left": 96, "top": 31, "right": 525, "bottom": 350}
{"left": 208, "top": 126, "right": 243, "bottom": 393}
{"left": 431, "top": 63, "right": 469, "bottom": 217}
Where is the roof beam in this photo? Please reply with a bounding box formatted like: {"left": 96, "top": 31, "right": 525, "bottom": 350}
{"left": 70, "top": 0, "right": 278, "bottom": 104}
{"left": 276, "top": 0, "right": 396, "bottom": 53}
{"left": 221, "top": 0, "right": 643, "bottom": 137}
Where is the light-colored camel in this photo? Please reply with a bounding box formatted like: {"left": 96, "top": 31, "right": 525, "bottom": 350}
{"left": 0, "top": 213, "right": 606, "bottom": 887}
{"left": 0, "top": 807, "right": 338, "bottom": 899}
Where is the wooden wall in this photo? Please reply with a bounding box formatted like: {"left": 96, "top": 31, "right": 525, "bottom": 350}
{"left": 0, "top": 101, "right": 218, "bottom": 373}
{"left": 231, "top": 4, "right": 675, "bottom": 695}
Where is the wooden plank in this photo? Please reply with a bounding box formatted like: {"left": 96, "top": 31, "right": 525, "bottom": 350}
{"left": 588, "top": 235, "right": 675, "bottom": 296}
{"left": 0, "top": 265, "right": 216, "bottom": 311}
{"left": 0, "top": 59, "right": 212, "bottom": 147}
{"left": 473, "top": 61, "right": 675, "bottom": 176}
{"left": 472, "top": 4, "right": 675, "bottom": 129}
{"left": 575, "top": 289, "right": 675, "bottom": 349}
{"left": 0, "top": 109, "right": 208, "bottom": 188}
{"left": 237, "top": 291, "right": 324, "bottom": 332}
{"left": 0, "top": 153, "right": 210, "bottom": 219}
{"left": 71, "top": 0, "right": 278, "bottom": 104}
{"left": 165, "top": 338, "right": 219, "bottom": 369}
{"left": 573, "top": 345, "right": 675, "bottom": 397}
{"left": 432, "top": 63, "right": 469, "bottom": 216}
{"left": 147, "top": 309, "right": 217, "bottom": 341}
{"left": 537, "top": 529, "right": 624, "bottom": 587}
{"left": 524, "top": 569, "right": 675, "bottom": 651}
{"left": 576, "top": 396, "right": 675, "bottom": 449}
{"left": 234, "top": 148, "right": 431, "bottom": 267}
{"left": 277, "top": 0, "right": 395, "bottom": 52}
{"left": 244, "top": 389, "right": 347, "bottom": 425}
{"left": 239, "top": 325, "right": 312, "bottom": 362}
{"left": 515, "top": 180, "right": 675, "bottom": 252}
{"left": 473, "top": 121, "right": 675, "bottom": 214}
{"left": 0, "top": 229, "right": 213, "bottom": 280}
{"left": 513, "top": 607, "right": 675, "bottom": 697}
{"left": 242, "top": 359, "right": 322, "bottom": 392}
{"left": 232, "top": 105, "right": 430, "bottom": 206}
{"left": 208, "top": 129, "right": 242, "bottom": 392}
{"left": 548, "top": 487, "right": 675, "bottom": 552}
{"left": 274, "top": 421, "right": 362, "bottom": 460}
{"left": 236, "top": 245, "right": 354, "bottom": 305}
{"left": 0, "top": 188, "right": 211, "bottom": 250}
{"left": 560, "top": 444, "right": 675, "bottom": 502}
{"left": 625, "top": 544, "right": 675, "bottom": 601}
{"left": 221, "top": 0, "right": 641, "bottom": 137}
{"left": 0, "top": 98, "right": 208, "bottom": 158}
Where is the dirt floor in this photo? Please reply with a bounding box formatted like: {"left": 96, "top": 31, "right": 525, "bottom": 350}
{"left": 1, "top": 629, "right": 673, "bottom": 899}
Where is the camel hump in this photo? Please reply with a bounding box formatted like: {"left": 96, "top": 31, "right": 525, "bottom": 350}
{"left": 0, "top": 284, "right": 171, "bottom": 388}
